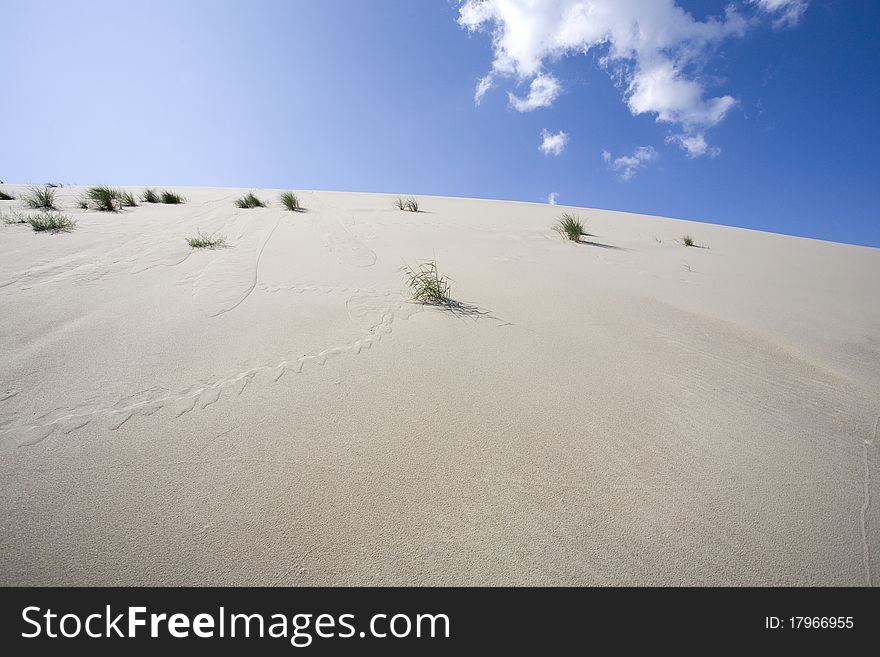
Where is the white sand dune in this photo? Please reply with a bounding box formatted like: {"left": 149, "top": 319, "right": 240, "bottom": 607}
{"left": 1, "top": 184, "right": 878, "bottom": 585}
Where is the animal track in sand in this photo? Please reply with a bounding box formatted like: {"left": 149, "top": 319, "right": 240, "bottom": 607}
{"left": 0, "top": 286, "right": 419, "bottom": 448}
{"left": 311, "top": 213, "right": 377, "bottom": 268}
{"left": 298, "top": 194, "right": 376, "bottom": 268}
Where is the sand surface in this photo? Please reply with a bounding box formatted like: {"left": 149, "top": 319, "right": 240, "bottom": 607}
{"left": 1, "top": 185, "right": 878, "bottom": 586}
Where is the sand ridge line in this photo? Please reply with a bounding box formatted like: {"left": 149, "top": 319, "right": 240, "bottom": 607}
{"left": 0, "top": 232, "right": 195, "bottom": 290}
{"left": 191, "top": 210, "right": 281, "bottom": 317}
{"left": 0, "top": 194, "right": 249, "bottom": 291}
{"left": 860, "top": 415, "right": 878, "bottom": 585}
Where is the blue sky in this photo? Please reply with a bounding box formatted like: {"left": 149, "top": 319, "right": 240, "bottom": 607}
{"left": 2, "top": 0, "right": 877, "bottom": 246}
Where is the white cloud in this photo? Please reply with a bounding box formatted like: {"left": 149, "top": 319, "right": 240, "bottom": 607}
{"left": 625, "top": 59, "right": 737, "bottom": 129}
{"left": 539, "top": 129, "right": 569, "bottom": 156}
{"left": 602, "top": 146, "right": 658, "bottom": 181}
{"left": 548, "top": 192, "right": 559, "bottom": 205}
{"left": 665, "top": 132, "right": 720, "bottom": 158}
{"left": 508, "top": 73, "right": 561, "bottom": 112}
{"left": 751, "top": 0, "right": 809, "bottom": 27}
{"left": 459, "top": 0, "right": 806, "bottom": 156}
{"left": 474, "top": 75, "right": 494, "bottom": 104}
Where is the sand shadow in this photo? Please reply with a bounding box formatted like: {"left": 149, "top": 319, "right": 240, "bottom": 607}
{"left": 425, "top": 298, "right": 514, "bottom": 327}
{"left": 577, "top": 238, "right": 627, "bottom": 250}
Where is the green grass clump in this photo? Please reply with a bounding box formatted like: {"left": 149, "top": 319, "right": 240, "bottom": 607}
{"left": 28, "top": 211, "right": 77, "bottom": 233}
{"left": 141, "top": 188, "right": 160, "bottom": 203}
{"left": 279, "top": 191, "right": 301, "bottom": 211}
{"left": 86, "top": 185, "right": 121, "bottom": 211}
{"left": 402, "top": 260, "right": 451, "bottom": 304}
{"left": 22, "top": 185, "right": 57, "bottom": 210}
{"left": 0, "top": 189, "right": 14, "bottom": 201}
{"left": 395, "top": 196, "right": 419, "bottom": 212}
{"left": 1, "top": 209, "right": 31, "bottom": 224}
{"left": 235, "top": 192, "right": 267, "bottom": 209}
{"left": 119, "top": 191, "right": 139, "bottom": 207}
{"left": 160, "top": 190, "right": 185, "bottom": 204}
{"left": 186, "top": 231, "right": 227, "bottom": 249}
{"left": 554, "top": 212, "right": 585, "bottom": 242}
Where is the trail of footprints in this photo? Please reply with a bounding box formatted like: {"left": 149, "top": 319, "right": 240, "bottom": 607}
{"left": 1, "top": 192, "right": 410, "bottom": 446}
{"left": 0, "top": 284, "right": 418, "bottom": 448}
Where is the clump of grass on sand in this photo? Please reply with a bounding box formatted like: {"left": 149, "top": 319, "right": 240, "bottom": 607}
{"left": 160, "top": 190, "right": 185, "bottom": 204}
{"left": 141, "top": 188, "right": 160, "bottom": 203}
{"left": 76, "top": 196, "right": 89, "bottom": 209}
{"left": 119, "top": 190, "right": 139, "bottom": 207}
{"left": 186, "top": 231, "right": 226, "bottom": 249}
{"left": 682, "top": 235, "right": 696, "bottom": 247}
{"left": 85, "top": 185, "right": 121, "bottom": 211}
{"left": 554, "top": 212, "right": 585, "bottom": 242}
{"left": 28, "top": 211, "right": 77, "bottom": 233}
{"left": 22, "top": 185, "right": 57, "bottom": 210}
{"left": 279, "top": 191, "right": 301, "bottom": 211}
{"left": 0, "top": 189, "right": 15, "bottom": 201}
{"left": 402, "top": 260, "right": 451, "bottom": 304}
{"left": 235, "top": 192, "right": 267, "bottom": 209}
{"left": 395, "top": 196, "right": 420, "bottom": 212}
{"left": 1, "top": 209, "right": 31, "bottom": 224}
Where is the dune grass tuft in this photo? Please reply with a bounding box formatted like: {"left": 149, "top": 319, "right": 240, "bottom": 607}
{"left": 86, "top": 185, "right": 121, "bottom": 211}
{"left": 395, "top": 196, "right": 420, "bottom": 212}
{"left": 554, "top": 212, "right": 585, "bottom": 242}
{"left": 0, "top": 189, "right": 15, "bottom": 201}
{"left": 119, "top": 190, "right": 138, "bottom": 207}
{"left": 76, "top": 196, "right": 89, "bottom": 209}
{"left": 279, "top": 191, "right": 301, "bottom": 211}
{"left": 22, "top": 185, "right": 57, "bottom": 210}
{"left": 235, "top": 192, "right": 267, "bottom": 209}
{"left": 28, "top": 211, "right": 77, "bottom": 233}
{"left": 1, "top": 209, "right": 31, "bottom": 224}
{"left": 141, "top": 188, "right": 160, "bottom": 203}
{"left": 402, "top": 260, "right": 451, "bottom": 304}
{"left": 186, "top": 231, "right": 227, "bottom": 249}
{"left": 160, "top": 190, "right": 185, "bottom": 204}
{"left": 682, "top": 235, "right": 695, "bottom": 247}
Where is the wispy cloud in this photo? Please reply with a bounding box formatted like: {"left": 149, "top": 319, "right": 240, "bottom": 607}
{"left": 548, "top": 192, "right": 559, "bottom": 205}
{"left": 539, "top": 129, "right": 569, "bottom": 156}
{"left": 508, "top": 73, "right": 561, "bottom": 112}
{"left": 474, "top": 75, "right": 494, "bottom": 104}
{"left": 459, "top": 0, "right": 809, "bottom": 157}
{"left": 750, "top": 0, "right": 809, "bottom": 27}
{"left": 603, "top": 146, "right": 658, "bottom": 181}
